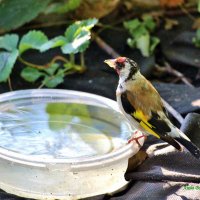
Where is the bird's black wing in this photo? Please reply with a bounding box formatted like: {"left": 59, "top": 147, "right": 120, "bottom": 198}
{"left": 121, "top": 91, "right": 182, "bottom": 150}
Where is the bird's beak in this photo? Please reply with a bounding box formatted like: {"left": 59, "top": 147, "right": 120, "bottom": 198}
{"left": 104, "top": 59, "right": 116, "bottom": 69}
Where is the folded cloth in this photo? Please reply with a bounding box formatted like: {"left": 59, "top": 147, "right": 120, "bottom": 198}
{"left": 86, "top": 113, "right": 200, "bottom": 200}
{"left": 1, "top": 113, "right": 200, "bottom": 200}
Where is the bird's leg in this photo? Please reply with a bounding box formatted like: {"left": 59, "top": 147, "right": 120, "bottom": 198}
{"left": 128, "top": 131, "right": 147, "bottom": 148}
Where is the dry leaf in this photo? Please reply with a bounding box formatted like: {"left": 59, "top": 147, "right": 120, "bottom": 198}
{"left": 126, "top": 150, "right": 148, "bottom": 172}
{"left": 165, "top": 18, "right": 179, "bottom": 30}
{"left": 160, "top": 0, "right": 184, "bottom": 7}
{"left": 193, "top": 18, "right": 200, "bottom": 30}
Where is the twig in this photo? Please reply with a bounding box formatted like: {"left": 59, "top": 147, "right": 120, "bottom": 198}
{"left": 155, "top": 62, "right": 194, "bottom": 88}
{"left": 165, "top": 62, "right": 194, "bottom": 88}
{"left": 7, "top": 77, "right": 13, "bottom": 91}
{"left": 179, "top": 5, "right": 196, "bottom": 21}
{"left": 162, "top": 98, "right": 184, "bottom": 124}
{"left": 92, "top": 33, "right": 120, "bottom": 58}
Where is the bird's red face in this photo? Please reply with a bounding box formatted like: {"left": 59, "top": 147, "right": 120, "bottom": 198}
{"left": 105, "top": 57, "right": 139, "bottom": 81}
{"left": 104, "top": 57, "right": 126, "bottom": 74}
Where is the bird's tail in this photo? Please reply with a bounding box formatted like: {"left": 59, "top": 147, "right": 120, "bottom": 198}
{"left": 167, "top": 126, "right": 200, "bottom": 159}
{"left": 175, "top": 136, "right": 200, "bottom": 159}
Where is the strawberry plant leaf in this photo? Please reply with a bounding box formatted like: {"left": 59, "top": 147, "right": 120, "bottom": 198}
{"left": 124, "top": 17, "right": 159, "bottom": 57}
{"left": 150, "top": 36, "right": 160, "bottom": 54}
{"left": 0, "top": 34, "right": 19, "bottom": 52}
{"left": 78, "top": 18, "right": 99, "bottom": 30}
{"left": 45, "top": 0, "right": 81, "bottom": 14}
{"left": 62, "top": 31, "right": 90, "bottom": 54}
{"left": 142, "top": 15, "right": 156, "bottom": 31}
{"left": 123, "top": 19, "right": 140, "bottom": 32}
{"left": 136, "top": 34, "right": 150, "bottom": 57}
{"left": 42, "top": 63, "right": 60, "bottom": 75}
{"left": 0, "top": 50, "right": 19, "bottom": 82}
{"left": 21, "top": 67, "right": 44, "bottom": 82}
{"left": 127, "top": 38, "right": 136, "bottom": 48}
{"left": 193, "top": 29, "right": 200, "bottom": 47}
{"left": 40, "top": 36, "right": 66, "bottom": 52}
{"left": 43, "top": 69, "right": 65, "bottom": 88}
{"left": 64, "top": 18, "right": 98, "bottom": 40}
{"left": 0, "top": 0, "right": 52, "bottom": 32}
{"left": 19, "top": 30, "right": 48, "bottom": 54}
{"left": 62, "top": 18, "right": 98, "bottom": 54}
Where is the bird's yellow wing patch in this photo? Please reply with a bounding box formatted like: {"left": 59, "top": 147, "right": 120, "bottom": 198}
{"left": 132, "top": 110, "right": 160, "bottom": 138}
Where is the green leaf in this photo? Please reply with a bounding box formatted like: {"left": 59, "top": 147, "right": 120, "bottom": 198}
{"left": 132, "top": 26, "right": 148, "bottom": 39}
{"left": 42, "top": 63, "right": 60, "bottom": 75}
{"left": 136, "top": 34, "right": 150, "bottom": 57}
{"left": 123, "top": 19, "right": 140, "bottom": 32}
{"left": 40, "top": 36, "right": 67, "bottom": 52}
{"left": 62, "top": 19, "right": 98, "bottom": 54}
{"left": 45, "top": 0, "right": 81, "bottom": 14}
{"left": 124, "top": 17, "right": 159, "bottom": 57}
{"left": 43, "top": 72, "right": 64, "bottom": 88}
{"left": 78, "top": 18, "right": 99, "bottom": 30}
{"left": 64, "top": 18, "right": 98, "bottom": 42}
{"left": 61, "top": 31, "right": 90, "bottom": 54}
{"left": 21, "top": 67, "right": 44, "bottom": 82}
{"left": 198, "top": 0, "right": 200, "bottom": 13}
{"left": 142, "top": 15, "right": 156, "bottom": 31}
{"left": 0, "top": 34, "right": 19, "bottom": 51}
{"left": 150, "top": 36, "right": 160, "bottom": 54}
{"left": 193, "top": 29, "right": 200, "bottom": 47}
{"left": 0, "top": 0, "right": 52, "bottom": 32}
{"left": 0, "top": 50, "right": 19, "bottom": 82}
{"left": 65, "top": 23, "right": 80, "bottom": 42}
{"left": 127, "top": 38, "right": 136, "bottom": 48}
{"left": 19, "top": 30, "right": 48, "bottom": 54}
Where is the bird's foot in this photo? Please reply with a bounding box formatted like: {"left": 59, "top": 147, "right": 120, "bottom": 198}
{"left": 128, "top": 131, "right": 146, "bottom": 148}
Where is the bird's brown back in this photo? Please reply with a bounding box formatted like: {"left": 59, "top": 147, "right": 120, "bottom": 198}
{"left": 125, "top": 74, "right": 164, "bottom": 119}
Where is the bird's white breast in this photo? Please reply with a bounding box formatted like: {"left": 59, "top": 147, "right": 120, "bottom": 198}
{"left": 116, "top": 86, "right": 147, "bottom": 134}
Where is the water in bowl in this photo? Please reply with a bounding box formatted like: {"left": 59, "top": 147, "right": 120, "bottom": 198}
{"left": 0, "top": 101, "right": 132, "bottom": 159}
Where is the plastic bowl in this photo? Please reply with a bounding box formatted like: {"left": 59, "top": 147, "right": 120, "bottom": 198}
{"left": 0, "top": 89, "right": 144, "bottom": 199}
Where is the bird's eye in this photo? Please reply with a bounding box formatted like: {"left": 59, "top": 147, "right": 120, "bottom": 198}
{"left": 116, "top": 61, "right": 124, "bottom": 70}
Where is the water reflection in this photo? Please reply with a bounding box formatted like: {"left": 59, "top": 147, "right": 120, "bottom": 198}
{"left": 0, "top": 102, "right": 132, "bottom": 159}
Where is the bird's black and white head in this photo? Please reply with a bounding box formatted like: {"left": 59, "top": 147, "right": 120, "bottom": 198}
{"left": 104, "top": 57, "right": 139, "bottom": 82}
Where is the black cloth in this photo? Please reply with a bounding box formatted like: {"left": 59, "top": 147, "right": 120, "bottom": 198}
{"left": 85, "top": 113, "right": 200, "bottom": 200}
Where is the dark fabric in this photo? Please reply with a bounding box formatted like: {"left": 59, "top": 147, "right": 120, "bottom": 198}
{"left": 1, "top": 113, "right": 200, "bottom": 200}
{"left": 85, "top": 144, "right": 200, "bottom": 200}
{"left": 85, "top": 113, "right": 200, "bottom": 200}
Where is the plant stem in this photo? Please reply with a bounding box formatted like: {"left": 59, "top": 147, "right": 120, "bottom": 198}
{"left": 49, "top": 55, "right": 69, "bottom": 66}
{"left": 80, "top": 52, "right": 85, "bottom": 67}
{"left": 18, "top": 55, "right": 69, "bottom": 70}
{"left": 8, "top": 77, "right": 13, "bottom": 91}
{"left": 18, "top": 56, "right": 47, "bottom": 69}
{"left": 69, "top": 54, "right": 75, "bottom": 65}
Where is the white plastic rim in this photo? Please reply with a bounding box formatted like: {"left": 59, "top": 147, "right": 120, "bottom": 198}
{"left": 0, "top": 89, "right": 144, "bottom": 199}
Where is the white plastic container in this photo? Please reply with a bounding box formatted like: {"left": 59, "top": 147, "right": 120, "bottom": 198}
{"left": 0, "top": 89, "right": 144, "bottom": 200}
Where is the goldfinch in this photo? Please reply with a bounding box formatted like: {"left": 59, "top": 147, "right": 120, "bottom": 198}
{"left": 104, "top": 56, "right": 200, "bottom": 159}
